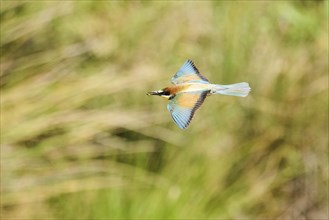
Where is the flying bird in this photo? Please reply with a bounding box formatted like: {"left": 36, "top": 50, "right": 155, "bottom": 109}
{"left": 147, "top": 60, "right": 251, "bottom": 129}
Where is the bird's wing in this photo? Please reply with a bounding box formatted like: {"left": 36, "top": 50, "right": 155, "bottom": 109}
{"left": 171, "top": 60, "right": 209, "bottom": 85}
{"left": 167, "top": 91, "right": 208, "bottom": 129}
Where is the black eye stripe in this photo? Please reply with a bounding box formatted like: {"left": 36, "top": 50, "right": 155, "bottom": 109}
{"left": 159, "top": 90, "right": 170, "bottom": 96}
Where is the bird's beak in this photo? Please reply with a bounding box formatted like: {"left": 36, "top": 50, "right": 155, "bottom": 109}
{"left": 147, "top": 91, "right": 160, "bottom": 96}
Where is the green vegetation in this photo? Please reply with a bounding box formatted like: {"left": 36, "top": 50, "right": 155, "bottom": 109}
{"left": 1, "top": 1, "right": 328, "bottom": 219}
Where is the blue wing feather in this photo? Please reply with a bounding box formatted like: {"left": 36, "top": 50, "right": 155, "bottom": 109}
{"left": 171, "top": 60, "right": 209, "bottom": 85}
{"left": 167, "top": 91, "right": 208, "bottom": 129}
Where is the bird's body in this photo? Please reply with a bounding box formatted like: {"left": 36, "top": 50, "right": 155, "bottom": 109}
{"left": 147, "top": 60, "right": 251, "bottom": 129}
{"left": 162, "top": 83, "right": 211, "bottom": 96}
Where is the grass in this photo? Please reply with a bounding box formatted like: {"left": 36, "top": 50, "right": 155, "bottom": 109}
{"left": 1, "top": 1, "right": 328, "bottom": 219}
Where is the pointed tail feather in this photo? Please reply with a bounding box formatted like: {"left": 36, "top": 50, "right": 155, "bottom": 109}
{"left": 213, "top": 82, "right": 251, "bottom": 97}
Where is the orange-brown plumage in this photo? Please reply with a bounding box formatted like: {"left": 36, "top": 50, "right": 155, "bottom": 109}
{"left": 163, "top": 84, "right": 190, "bottom": 96}
{"left": 174, "top": 93, "right": 202, "bottom": 108}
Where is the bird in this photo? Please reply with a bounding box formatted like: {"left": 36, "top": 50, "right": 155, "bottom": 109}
{"left": 147, "top": 60, "right": 251, "bottom": 129}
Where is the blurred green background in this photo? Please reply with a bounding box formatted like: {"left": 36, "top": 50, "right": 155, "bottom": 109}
{"left": 1, "top": 1, "right": 328, "bottom": 219}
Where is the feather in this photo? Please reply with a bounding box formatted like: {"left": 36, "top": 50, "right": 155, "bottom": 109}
{"left": 171, "top": 60, "right": 209, "bottom": 85}
{"left": 167, "top": 91, "right": 208, "bottom": 129}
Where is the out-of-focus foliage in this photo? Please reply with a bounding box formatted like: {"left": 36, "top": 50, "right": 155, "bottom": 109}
{"left": 1, "top": 1, "right": 328, "bottom": 219}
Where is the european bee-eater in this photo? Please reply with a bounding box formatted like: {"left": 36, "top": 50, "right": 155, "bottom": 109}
{"left": 147, "top": 60, "right": 251, "bottom": 129}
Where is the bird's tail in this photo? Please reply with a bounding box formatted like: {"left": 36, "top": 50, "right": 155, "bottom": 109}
{"left": 212, "top": 82, "right": 251, "bottom": 97}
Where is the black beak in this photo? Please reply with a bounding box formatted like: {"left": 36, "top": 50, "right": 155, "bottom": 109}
{"left": 147, "top": 91, "right": 161, "bottom": 96}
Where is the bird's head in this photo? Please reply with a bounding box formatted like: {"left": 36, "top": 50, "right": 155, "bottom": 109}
{"left": 147, "top": 88, "right": 172, "bottom": 99}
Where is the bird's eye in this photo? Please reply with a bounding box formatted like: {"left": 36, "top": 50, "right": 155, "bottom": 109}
{"left": 162, "top": 91, "right": 170, "bottom": 96}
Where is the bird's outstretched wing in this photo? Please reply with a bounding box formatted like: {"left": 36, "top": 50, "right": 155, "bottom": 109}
{"left": 167, "top": 91, "right": 208, "bottom": 129}
{"left": 171, "top": 60, "right": 209, "bottom": 85}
